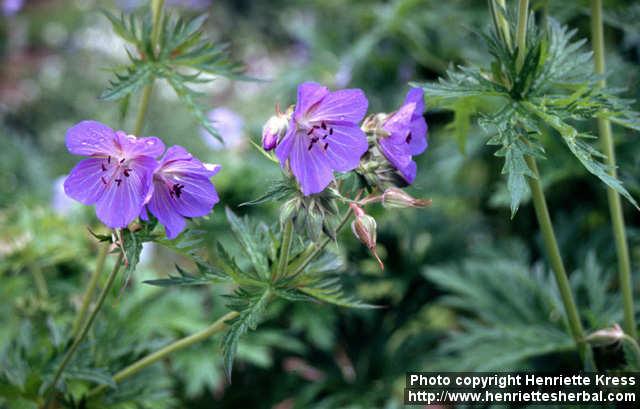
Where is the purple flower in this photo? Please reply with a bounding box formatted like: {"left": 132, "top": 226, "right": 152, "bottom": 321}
{"left": 2, "top": 0, "right": 23, "bottom": 16}
{"left": 378, "top": 88, "right": 428, "bottom": 184}
{"left": 64, "top": 121, "right": 164, "bottom": 228}
{"left": 143, "top": 146, "right": 220, "bottom": 239}
{"left": 275, "top": 82, "right": 368, "bottom": 195}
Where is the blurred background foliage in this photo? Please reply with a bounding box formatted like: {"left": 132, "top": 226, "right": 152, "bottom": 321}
{"left": 1, "top": 0, "right": 640, "bottom": 408}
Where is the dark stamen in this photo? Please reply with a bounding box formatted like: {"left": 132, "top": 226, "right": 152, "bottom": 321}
{"left": 115, "top": 179, "right": 122, "bottom": 186}
{"left": 101, "top": 176, "right": 107, "bottom": 185}
{"left": 329, "top": 128, "right": 333, "bottom": 135}
{"left": 405, "top": 132, "right": 412, "bottom": 144}
{"left": 107, "top": 156, "right": 111, "bottom": 164}
{"left": 101, "top": 163, "right": 107, "bottom": 171}
{"left": 306, "top": 128, "right": 314, "bottom": 135}
{"left": 123, "top": 168, "right": 131, "bottom": 177}
{"left": 171, "top": 183, "right": 185, "bottom": 198}
{"left": 120, "top": 158, "right": 126, "bottom": 164}
{"left": 323, "top": 142, "right": 329, "bottom": 151}
{"left": 321, "top": 122, "right": 327, "bottom": 130}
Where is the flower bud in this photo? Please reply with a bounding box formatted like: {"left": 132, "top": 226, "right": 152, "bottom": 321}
{"left": 262, "top": 106, "right": 291, "bottom": 151}
{"left": 585, "top": 324, "right": 624, "bottom": 347}
{"left": 349, "top": 203, "right": 383, "bottom": 269}
{"left": 382, "top": 187, "right": 432, "bottom": 209}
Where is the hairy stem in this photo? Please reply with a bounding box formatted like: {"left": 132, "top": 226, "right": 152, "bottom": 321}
{"left": 526, "top": 157, "right": 592, "bottom": 366}
{"left": 87, "top": 310, "right": 239, "bottom": 398}
{"left": 590, "top": 0, "right": 636, "bottom": 340}
{"left": 275, "top": 220, "right": 294, "bottom": 281}
{"left": 71, "top": 243, "right": 110, "bottom": 338}
{"left": 515, "top": 0, "right": 529, "bottom": 71}
{"left": 45, "top": 252, "right": 124, "bottom": 408}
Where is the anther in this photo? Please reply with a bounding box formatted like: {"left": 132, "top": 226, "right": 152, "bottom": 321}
{"left": 107, "top": 156, "right": 111, "bottom": 164}
{"left": 120, "top": 158, "right": 126, "bottom": 164}
{"left": 405, "top": 132, "right": 412, "bottom": 144}
{"left": 101, "top": 176, "right": 107, "bottom": 185}
{"left": 101, "top": 163, "right": 107, "bottom": 171}
{"left": 115, "top": 179, "right": 122, "bottom": 186}
{"left": 123, "top": 168, "right": 131, "bottom": 177}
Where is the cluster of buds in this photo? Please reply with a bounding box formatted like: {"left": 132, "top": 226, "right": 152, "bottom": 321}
{"left": 262, "top": 104, "right": 293, "bottom": 151}
{"left": 349, "top": 203, "right": 383, "bottom": 269}
{"left": 280, "top": 187, "right": 342, "bottom": 242}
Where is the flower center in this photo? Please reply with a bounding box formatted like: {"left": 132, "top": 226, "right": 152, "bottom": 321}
{"left": 99, "top": 155, "right": 133, "bottom": 188}
{"left": 303, "top": 120, "right": 333, "bottom": 151}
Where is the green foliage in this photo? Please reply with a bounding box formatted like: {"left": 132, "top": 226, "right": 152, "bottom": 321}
{"left": 142, "top": 207, "right": 372, "bottom": 379}
{"left": 418, "top": 16, "right": 640, "bottom": 215}
{"left": 100, "top": 8, "right": 245, "bottom": 142}
{"left": 423, "top": 245, "right": 629, "bottom": 371}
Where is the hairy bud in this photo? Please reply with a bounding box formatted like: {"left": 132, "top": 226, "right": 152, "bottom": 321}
{"left": 382, "top": 188, "right": 432, "bottom": 209}
{"left": 262, "top": 105, "right": 292, "bottom": 151}
{"left": 349, "top": 203, "right": 383, "bottom": 269}
{"left": 585, "top": 324, "right": 625, "bottom": 347}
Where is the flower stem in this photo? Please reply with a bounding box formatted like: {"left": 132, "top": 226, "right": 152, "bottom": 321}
{"left": 275, "top": 220, "right": 295, "bottom": 281}
{"left": 133, "top": 86, "right": 153, "bottom": 136}
{"left": 515, "top": 0, "right": 529, "bottom": 71}
{"left": 87, "top": 310, "right": 239, "bottom": 398}
{"left": 71, "top": 242, "right": 110, "bottom": 338}
{"left": 45, "top": 252, "right": 124, "bottom": 408}
{"left": 590, "top": 0, "right": 636, "bottom": 340}
{"left": 526, "top": 157, "right": 593, "bottom": 366}
{"left": 132, "top": 0, "right": 164, "bottom": 136}
{"left": 31, "top": 267, "right": 49, "bottom": 300}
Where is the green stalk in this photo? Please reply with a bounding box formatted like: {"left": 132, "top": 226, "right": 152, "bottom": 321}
{"left": 87, "top": 310, "right": 239, "bottom": 398}
{"left": 275, "top": 220, "right": 294, "bottom": 281}
{"left": 31, "top": 267, "right": 49, "bottom": 300}
{"left": 132, "top": 0, "right": 164, "bottom": 136}
{"left": 526, "top": 157, "right": 591, "bottom": 364}
{"left": 590, "top": 0, "right": 636, "bottom": 340}
{"left": 508, "top": 0, "right": 593, "bottom": 367}
{"left": 45, "top": 252, "right": 124, "bottom": 408}
{"left": 71, "top": 243, "right": 109, "bottom": 338}
{"left": 515, "top": 0, "right": 529, "bottom": 71}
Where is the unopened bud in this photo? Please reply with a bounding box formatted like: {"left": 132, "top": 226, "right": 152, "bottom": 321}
{"left": 382, "top": 188, "right": 432, "bottom": 209}
{"left": 280, "top": 198, "right": 298, "bottom": 225}
{"left": 262, "top": 105, "right": 291, "bottom": 151}
{"left": 585, "top": 324, "right": 624, "bottom": 347}
{"left": 349, "top": 203, "right": 383, "bottom": 269}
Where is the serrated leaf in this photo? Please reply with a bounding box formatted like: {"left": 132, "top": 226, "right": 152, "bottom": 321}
{"left": 224, "top": 208, "right": 270, "bottom": 277}
{"left": 221, "top": 289, "right": 271, "bottom": 380}
{"left": 143, "top": 263, "right": 227, "bottom": 287}
{"left": 239, "top": 179, "right": 296, "bottom": 207}
{"left": 524, "top": 101, "right": 639, "bottom": 209}
{"left": 100, "top": 63, "right": 153, "bottom": 101}
{"left": 215, "top": 242, "right": 264, "bottom": 286}
{"left": 102, "top": 9, "right": 141, "bottom": 46}
{"left": 64, "top": 367, "right": 116, "bottom": 388}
